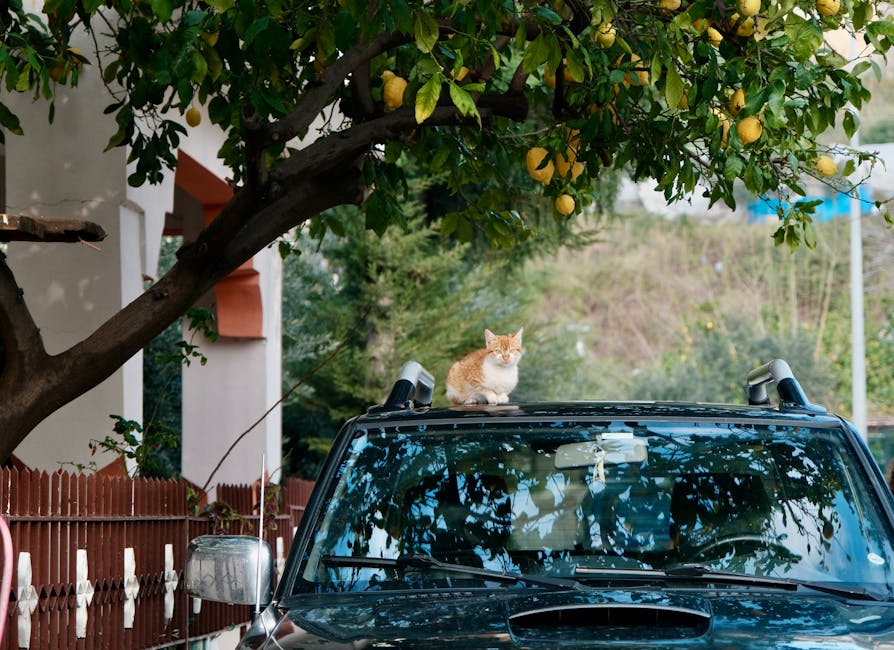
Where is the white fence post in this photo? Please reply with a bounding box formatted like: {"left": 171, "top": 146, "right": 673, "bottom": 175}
{"left": 75, "top": 549, "right": 94, "bottom": 638}
{"left": 16, "top": 552, "right": 37, "bottom": 649}
{"left": 163, "top": 543, "right": 179, "bottom": 622}
{"left": 123, "top": 547, "right": 140, "bottom": 629}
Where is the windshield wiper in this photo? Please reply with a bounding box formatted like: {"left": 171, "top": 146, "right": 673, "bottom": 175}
{"left": 574, "top": 564, "right": 884, "bottom": 601}
{"left": 323, "top": 553, "right": 585, "bottom": 590}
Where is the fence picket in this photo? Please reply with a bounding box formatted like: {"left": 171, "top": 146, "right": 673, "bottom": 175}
{"left": 0, "top": 470, "right": 311, "bottom": 649}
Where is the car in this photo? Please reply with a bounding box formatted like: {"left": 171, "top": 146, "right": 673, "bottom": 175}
{"left": 186, "top": 359, "right": 894, "bottom": 649}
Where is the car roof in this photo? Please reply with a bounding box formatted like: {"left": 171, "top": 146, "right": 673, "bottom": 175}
{"left": 357, "top": 400, "right": 846, "bottom": 428}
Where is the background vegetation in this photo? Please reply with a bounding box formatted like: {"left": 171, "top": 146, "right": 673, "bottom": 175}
{"left": 273, "top": 200, "right": 894, "bottom": 477}
{"left": 138, "top": 151, "right": 894, "bottom": 480}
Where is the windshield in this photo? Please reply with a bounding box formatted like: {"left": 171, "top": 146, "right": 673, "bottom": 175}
{"left": 296, "top": 418, "right": 894, "bottom": 596}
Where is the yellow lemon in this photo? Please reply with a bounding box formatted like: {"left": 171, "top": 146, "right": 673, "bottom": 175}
{"left": 712, "top": 108, "right": 731, "bottom": 147}
{"left": 544, "top": 68, "right": 557, "bottom": 89}
{"left": 731, "top": 13, "right": 755, "bottom": 36}
{"left": 617, "top": 53, "right": 649, "bottom": 86}
{"left": 590, "top": 102, "right": 619, "bottom": 124}
{"left": 816, "top": 0, "right": 840, "bottom": 14}
{"left": 706, "top": 26, "right": 723, "bottom": 47}
{"left": 753, "top": 16, "right": 772, "bottom": 39}
{"left": 729, "top": 88, "right": 746, "bottom": 116}
{"left": 452, "top": 66, "right": 469, "bottom": 81}
{"left": 381, "top": 70, "right": 395, "bottom": 82}
{"left": 383, "top": 75, "right": 407, "bottom": 110}
{"left": 596, "top": 23, "right": 617, "bottom": 48}
{"left": 186, "top": 107, "right": 201, "bottom": 127}
{"left": 526, "top": 147, "right": 555, "bottom": 184}
{"left": 660, "top": 0, "right": 682, "bottom": 10}
{"left": 737, "top": 116, "right": 762, "bottom": 144}
{"left": 815, "top": 155, "right": 837, "bottom": 177}
{"left": 737, "top": 0, "right": 760, "bottom": 16}
{"left": 555, "top": 150, "right": 584, "bottom": 180}
{"left": 555, "top": 194, "right": 576, "bottom": 215}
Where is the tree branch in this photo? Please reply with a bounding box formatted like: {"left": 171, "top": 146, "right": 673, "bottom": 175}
{"left": 261, "top": 30, "right": 411, "bottom": 149}
{"left": 0, "top": 253, "right": 49, "bottom": 395}
{"left": 270, "top": 95, "right": 529, "bottom": 186}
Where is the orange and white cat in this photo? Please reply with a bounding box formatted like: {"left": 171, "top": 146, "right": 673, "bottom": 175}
{"left": 446, "top": 328, "right": 524, "bottom": 405}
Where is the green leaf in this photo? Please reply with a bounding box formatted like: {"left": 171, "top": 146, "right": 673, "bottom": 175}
{"left": 278, "top": 240, "right": 292, "bottom": 259}
{"left": 843, "top": 109, "right": 858, "bottom": 139}
{"left": 191, "top": 52, "right": 208, "bottom": 83}
{"left": 867, "top": 20, "right": 894, "bottom": 40}
{"left": 205, "top": 46, "right": 223, "bottom": 81}
{"left": 522, "top": 34, "right": 549, "bottom": 74}
{"left": 803, "top": 220, "right": 817, "bottom": 249}
{"left": 204, "top": 0, "right": 235, "bottom": 10}
{"left": 245, "top": 16, "right": 272, "bottom": 45}
{"left": 449, "top": 82, "right": 480, "bottom": 126}
{"left": 564, "top": 51, "right": 584, "bottom": 83}
{"left": 364, "top": 191, "right": 393, "bottom": 236}
{"left": 790, "top": 22, "right": 822, "bottom": 61}
{"left": 391, "top": 0, "right": 413, "bottom": 34}
{"left": 456, "top": 215, "right": 474, "bottom": 242}
{"left": 664, "top": 64, "right": 684, "bottom": 110}
{"left": 851, "top": 60, "right": 871, "bottom": 77}
{"left": 413, "top": 11, "right": 439, "bottom": 53}
{"left": 723, "top": 154, "right": 746, "bottom": 182}
{"left": 534, "top": 6, "right": 564, "bottom": 24}
{"left": 852, "top": 1, "right": 871, "bottom": 30}
{"left": 151, "top": 0, "right": 175, "bottom": 22}
{"left": 15, "top": 66, "right": 31, "bottom": 92}
{"left": 0, "top": 101, "right": 23, "bottom": 135}
{"left": 415, "top": 74, "right": 441, "bottom": 124}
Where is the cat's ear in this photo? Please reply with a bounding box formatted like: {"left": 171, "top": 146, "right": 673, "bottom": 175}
{"left": 484, "top": 329, "right": 496, "bottom": 346}
{"left": 513, "top": 327, "right": 524, "bottom": 343}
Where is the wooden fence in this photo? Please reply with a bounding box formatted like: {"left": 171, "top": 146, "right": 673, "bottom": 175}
{"left": 0, "top": 469, "right": 315, "bottom": 649}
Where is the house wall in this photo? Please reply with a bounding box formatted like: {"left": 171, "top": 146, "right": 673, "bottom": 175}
{"left": 3, "top": 22, "right": 283, "bottom": 483}
{"left": 3, "top": 27, "right": 139, "bottom": 471}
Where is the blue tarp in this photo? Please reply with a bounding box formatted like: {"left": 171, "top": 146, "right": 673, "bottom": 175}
{"left": 747, "top": 186, "right": 874, "bottom": 223}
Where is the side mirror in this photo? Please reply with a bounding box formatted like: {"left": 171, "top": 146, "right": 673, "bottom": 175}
{"left": 185, "top": 535, "right": 274, "bottom": 605}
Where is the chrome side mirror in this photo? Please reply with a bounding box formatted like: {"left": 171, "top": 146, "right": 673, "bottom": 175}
{"left": 185, "top": 535, "right": 274, "bottom": 605}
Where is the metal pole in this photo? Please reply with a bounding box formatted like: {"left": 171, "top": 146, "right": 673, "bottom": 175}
{"left": 255, "top": 452, "right": 267, "bottom": 616}
{"left": 848, "top": 35, "right": 867, "bottom": 441}
{"left": 850, "top": 174, "right": 867, "bottom": 440}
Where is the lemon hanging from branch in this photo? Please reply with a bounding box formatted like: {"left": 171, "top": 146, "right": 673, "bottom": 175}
{"left": 382, "top": 72, "right": 407, "bottom": 110}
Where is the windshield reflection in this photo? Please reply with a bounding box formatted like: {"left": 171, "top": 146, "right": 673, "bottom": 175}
{"left": 298, "top": 421, "right": 894, "bottom": 595}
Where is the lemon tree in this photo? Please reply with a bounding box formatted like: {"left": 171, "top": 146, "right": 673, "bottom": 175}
{"left": 0, "top": 0, "right": 893, "bottom": 455}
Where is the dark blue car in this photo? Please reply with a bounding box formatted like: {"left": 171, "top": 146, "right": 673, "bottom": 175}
{"left": 187, "top": 359, "right": 894, "bottom": 648}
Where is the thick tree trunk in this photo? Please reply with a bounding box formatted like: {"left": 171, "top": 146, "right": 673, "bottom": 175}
{"left": 0, "top": 168, "right": 366, "bottom": 462}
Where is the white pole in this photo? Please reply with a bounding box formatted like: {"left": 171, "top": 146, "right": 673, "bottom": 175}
{"left": 850, "top": 176, "right": 867, "bottom": 441}
{"left": 255, "top": 452, "right": 267, "bottom": 616}
{"left": 848, "top": 33, "right": 867, "bottom": 442}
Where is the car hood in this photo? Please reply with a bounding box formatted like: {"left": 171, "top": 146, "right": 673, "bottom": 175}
{"left": 238, "top": 587, "right": 894, "bottom": 649}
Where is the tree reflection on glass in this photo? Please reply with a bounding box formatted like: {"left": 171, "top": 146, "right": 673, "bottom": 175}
{"left": 299, "top": 421, "right": 894, "bottom": 595}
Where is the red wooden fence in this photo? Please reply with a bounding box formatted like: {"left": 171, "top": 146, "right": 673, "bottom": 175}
{"left": 0, "top": 470, "right": 315, "bottom": 649}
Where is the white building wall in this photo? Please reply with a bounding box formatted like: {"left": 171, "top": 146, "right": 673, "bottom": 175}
{"left": 180, "top": 244, "right": 283, "bottom": 490}
{"left": 4, "top": 28, "right": 139, "bottom": 470}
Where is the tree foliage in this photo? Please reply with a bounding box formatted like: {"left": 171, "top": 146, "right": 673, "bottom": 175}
{"left": 0, "top": 0, "right": 892, "bottom": 459}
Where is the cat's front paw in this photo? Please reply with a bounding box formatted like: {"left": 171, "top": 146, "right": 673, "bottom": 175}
{"left": 495, "top": 393, "right": 510, "bottom": 404}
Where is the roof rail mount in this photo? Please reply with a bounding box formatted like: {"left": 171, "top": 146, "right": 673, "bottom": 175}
{"left": 746, "top": 359, "right": 826, "bottom": 413}
{"left": 369, "top": 361, "right": 435, "bottom": 413}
